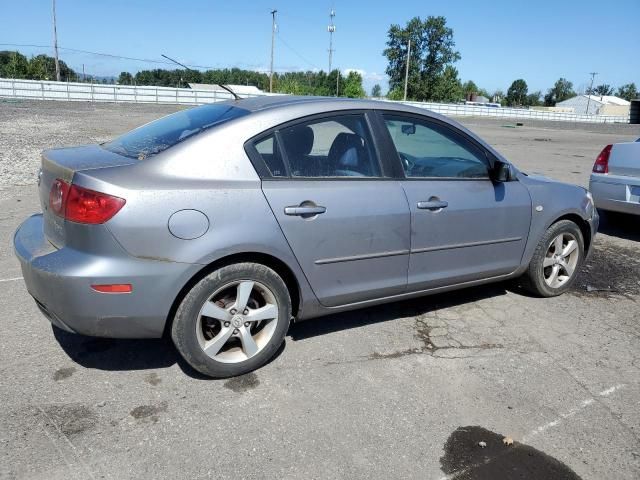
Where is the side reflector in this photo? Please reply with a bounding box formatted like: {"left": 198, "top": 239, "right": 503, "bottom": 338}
{"left": 91, "top": 284, "right": 133, "bottom": 294}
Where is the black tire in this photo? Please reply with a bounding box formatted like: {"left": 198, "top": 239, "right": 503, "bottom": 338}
{"left": 171, "top": 263, "right": 291, "bottom": 378}
{"left": 520, "top": 220, "right": 584, "bottom": 297}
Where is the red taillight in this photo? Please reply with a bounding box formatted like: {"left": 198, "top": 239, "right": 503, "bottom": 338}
{"left": 49, "top": 179, "right": 125, "bottom": 224}
{"left": 592, "top": 144, "right": 612, "bottom": 174}
{"left": 91, "top": 284, "right": 133, "bottom": 294}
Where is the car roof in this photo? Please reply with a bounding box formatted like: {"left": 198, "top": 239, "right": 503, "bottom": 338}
{"left": 223, "top": 95, "right": 444, "bottom": 118}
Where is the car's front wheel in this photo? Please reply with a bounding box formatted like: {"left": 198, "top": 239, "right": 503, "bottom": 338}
{"left": 520, "top": 220, "right": 584, "bottom": 297}
{"left": 171, "top": 263, "right": 291, "bottom": 378}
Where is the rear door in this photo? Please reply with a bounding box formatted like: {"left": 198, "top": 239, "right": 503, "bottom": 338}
{"left": 378, "top": 112, "right": 531, "bottom": 290}
{"left": 247, "top": 111, "right": 410, "bottom": 307}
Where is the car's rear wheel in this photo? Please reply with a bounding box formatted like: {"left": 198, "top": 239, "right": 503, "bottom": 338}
{"left": 171, "top": 263, "right": 291, "bottom": 378}
{"left": 520, "top": 220, "right": 584, "bottom": 297}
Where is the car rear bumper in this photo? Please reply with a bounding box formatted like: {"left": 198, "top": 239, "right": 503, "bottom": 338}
{"left": 14, "top": 214, "right": 199, "bottom": 338}
{"left": 590, "top": 174, "right": 640, "bottom": 216}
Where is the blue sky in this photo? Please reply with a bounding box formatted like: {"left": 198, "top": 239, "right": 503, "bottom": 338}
{"left": 1, "top": 0, "right": 638, "bottom": 94}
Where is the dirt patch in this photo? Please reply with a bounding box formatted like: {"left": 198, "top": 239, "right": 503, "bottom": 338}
{"left": 143, "top": 372, "right": 162, "bottom": 386}
{"left": 572, "top": 243, "right": 640, "bottom": 298}
{"left": 53, "top": 367, "right": 76, "bottom": 381}
{"left": 440, "top": 426, "right": 582, "bottom": 479}
{"left": 223, "top": 372, "right": 260, "bottom": 392}
{"left": 41, "top": 404, "right": 97, "bottom": 436}
{"left": 130, "top": 401, "right": 168, "bottom": 422}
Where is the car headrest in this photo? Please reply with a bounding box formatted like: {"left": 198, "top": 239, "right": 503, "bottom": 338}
{"left": 280, "top": 125, "right": 314, "bottom": 159}
{"left": 328, "top": 132, "right": 364, "bottom": 167}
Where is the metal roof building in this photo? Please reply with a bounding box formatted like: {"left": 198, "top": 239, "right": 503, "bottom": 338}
{"left": 557, "top": 95, "right": 631, "bottom": 115}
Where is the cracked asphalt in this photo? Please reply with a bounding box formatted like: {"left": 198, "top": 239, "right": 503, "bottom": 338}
{"left": 0, "top": 100, "right": 639, "bottom": 479}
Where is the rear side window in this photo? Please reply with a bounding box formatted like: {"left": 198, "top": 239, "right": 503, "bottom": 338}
{"left": 255, "top": 135, "right": 286, "bottom": 177}
{"left": 103, "top": 104, "right": 250, "bottom": 160}
{"left": 277, "top": 114, "right": 381, "bottom": 178}
{"left": 383, "top": 114, "right": 489, "bottom": 179}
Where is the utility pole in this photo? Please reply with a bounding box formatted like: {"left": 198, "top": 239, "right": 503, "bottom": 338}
{"left": 336, "top": 69, "right": 339, "bottom": 96}
{"left": 52, "top": 0, "right": 61, "bottom": 81}
{"left": 270, "top": 9, "right": 277, "bottom": 93}
{"left": 82, "top": 64, "right": 85, "bottom": 82}
{"left": 585, "top": 72, "right": 598, "bottom": 115}
{"left": 403, "top": 39, "right": 411, "bottom": 101}
{"left": 327, "top": 9, "right": 336, "bottom": 73}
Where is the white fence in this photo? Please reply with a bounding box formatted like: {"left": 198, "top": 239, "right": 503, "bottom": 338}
{"left": 0, "top": 77, "right": 631, "bottom": 124}
{"left": 391, "top": 100, "right": 630, "bottom": 124}
{"left": 0, "top": 77, "right": 247, "bottom": 104}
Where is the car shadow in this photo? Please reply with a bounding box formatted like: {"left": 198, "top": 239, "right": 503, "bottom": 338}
{"left": 52, "top": 324, "right": 286, "bottom": 380}
{"left": 597, "top": 210, "right": 640, "bottom": 242}
{"left": 52, "top": 284, "right": 509, "bottom": 377}
{"left": 288, "top": 283, "right": 509, "bottom": 341}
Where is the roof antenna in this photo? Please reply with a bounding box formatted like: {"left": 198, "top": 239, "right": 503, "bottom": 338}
{"left": 160, "top": 54, "right": 240, "bottom": 100}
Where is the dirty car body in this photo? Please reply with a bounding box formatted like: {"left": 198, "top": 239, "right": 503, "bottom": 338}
{"left": 14, "top": 96, "right": 598, "bottom": 377}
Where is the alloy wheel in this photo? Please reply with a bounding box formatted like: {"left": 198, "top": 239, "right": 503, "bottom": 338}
{"left": 195, "top": 280, "right": 279, "bottom": 363}
{"left": 543, "top": 232, "right": 580, "bottom": 288}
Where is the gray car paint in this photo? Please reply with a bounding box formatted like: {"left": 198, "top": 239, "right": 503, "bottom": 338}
{"left": 589, "top": 141, "right": 640, "bottom": 215}
{"left": 14, "top": 96, "right": 598, "bottom": 338}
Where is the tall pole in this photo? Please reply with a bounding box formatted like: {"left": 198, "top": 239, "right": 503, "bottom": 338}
{"left": 270, "top": 9, "right": 277, "bottom": 93}
{"left": 585, "top": 72, "right": 598, "bottom": 115}
{"left": 52, "top": 0, "right": 61, "bottom": 81}
{"left": 336, "top": 69, "right": 339, "bottom": 97}
{"left": 328, "top": 10, "right": 336, "bottom": 73}
{"left": 403, "top": 39, "right": 411, "bottom": 101}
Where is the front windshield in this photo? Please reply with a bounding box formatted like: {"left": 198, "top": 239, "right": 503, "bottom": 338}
{"left": 103, "top": 103, "right": 250, "bottom": 160}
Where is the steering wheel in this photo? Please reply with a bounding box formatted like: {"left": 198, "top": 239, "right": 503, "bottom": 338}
{"left": 398, "top": 152, "right": 414, "bottom": 171}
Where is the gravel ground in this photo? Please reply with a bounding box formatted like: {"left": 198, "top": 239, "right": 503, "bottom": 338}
{"left": 0, "top": 99, "right": 639, "bottom": 480}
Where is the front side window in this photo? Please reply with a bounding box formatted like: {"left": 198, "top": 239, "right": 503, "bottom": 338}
{"left": 277, "top": 114, "right": 381, "bottom": 178}
{"left": 383, "top": 114, "right": 489, "bottom": 179}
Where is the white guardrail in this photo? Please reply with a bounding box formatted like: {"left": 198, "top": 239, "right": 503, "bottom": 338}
{"left": 0, "top": 77, "right": 631, "bottom": 124}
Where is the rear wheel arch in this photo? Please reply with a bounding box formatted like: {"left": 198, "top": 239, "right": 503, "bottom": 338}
{"left": 164, "top": 252, "right": 302, "bottom": 338}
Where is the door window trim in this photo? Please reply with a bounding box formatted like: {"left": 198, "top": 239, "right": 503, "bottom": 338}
{"left": 244, "top": 110, "right": 397, "bottom": 181}
{"left": 373, "top": 110, "right": 497, "bottom": 181}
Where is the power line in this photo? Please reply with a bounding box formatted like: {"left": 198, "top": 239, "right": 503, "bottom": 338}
{"left": 276, "top": 34, "right": 322, "bottom": 70}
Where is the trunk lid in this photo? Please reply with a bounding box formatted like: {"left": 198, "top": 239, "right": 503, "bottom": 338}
{"left": 39, "top": 144, "right": 137, "bottom": 247}
{"left": 608, "top": 142, "right": 640, "bottom": 178}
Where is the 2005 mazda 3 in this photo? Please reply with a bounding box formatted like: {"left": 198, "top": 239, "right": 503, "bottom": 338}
{"left": 14, "top": 96, "right": 598, "bottom": 378}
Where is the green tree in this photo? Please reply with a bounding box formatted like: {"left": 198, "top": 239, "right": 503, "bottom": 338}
{"left": 0, "top": 51, "right": 29, "bottom": 78}
{"left": 462, "top": 80, "right": 478, "bottom": 95}
{"left": 526, "top": 91, "right": 542, "bottom": 106}
{"left": 383, "top": 16, "right": 460, "bottom": 101}
{"left": 616, "top": 83, "right": 638, "bottom": 101}
{"left": 118, "top": 72, "right": 133, "bottom": 85}
{"left": 544, "top": 78, "right": 575, "bottom": 106}
{"left": 592, "top": 84, "right": 614, "bottom": 96}
{"left": 433, "top": 66, "right": 462, "bottom": 102}
{"left": 371, "top": 84, "right": 382, "bottom": 97}
{"left": 343, "top": 71, "right": 366, "bottom": 98}
{"left": 26, "top": 54, "right": 76, "bottom": 81}
{"left": 506, "top": 79, "right": 528, "bottom": 106}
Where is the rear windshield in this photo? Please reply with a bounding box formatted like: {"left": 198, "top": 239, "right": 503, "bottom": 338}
{"left": 102, "top": 104, "right": 250, "bottom": 160}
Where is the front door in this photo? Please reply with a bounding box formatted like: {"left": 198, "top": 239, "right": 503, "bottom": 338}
{"left": 252, "top": 112, "right": 411, "bottom": 307}
{"left": 380, "top": 113, "right": 531, "bottom": 290}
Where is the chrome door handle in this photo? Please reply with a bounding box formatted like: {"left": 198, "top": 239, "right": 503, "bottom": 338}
{"left": 284, "top": 205, "right": 327, "bottom": 216}
{"left": 417, "top": 200, "right": 448, "bottom": 210}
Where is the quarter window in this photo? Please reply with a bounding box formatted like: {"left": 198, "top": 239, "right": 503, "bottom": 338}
{"left": 278, "top": 114, "right": 381, "bottom": 178}
{"left": 383, "top": 115, "right": 489, "bottom": 179}
{"left": 254, "top": 135, "right": 286, "bottom": 177}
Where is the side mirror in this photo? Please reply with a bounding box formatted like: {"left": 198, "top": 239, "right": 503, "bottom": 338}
{"left": 492, "top": 161, "right": 513, "bottom": 182}
{"left": 401, "top": 124, "right": 416, "bottom": 135}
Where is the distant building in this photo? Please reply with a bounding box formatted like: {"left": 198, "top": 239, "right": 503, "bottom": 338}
{"left": 556, "top": 95, "right": 630, "bottom": 116}
{"left": 188, "top": 83, "right": 266, "bottom": 96}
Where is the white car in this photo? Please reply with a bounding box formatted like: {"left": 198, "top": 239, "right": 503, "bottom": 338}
{"left": 590, "top": 138, "right": 640, "bottom": 215}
